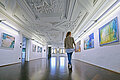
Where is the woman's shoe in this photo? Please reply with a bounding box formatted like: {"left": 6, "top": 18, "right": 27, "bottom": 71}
{"left": 68, "top": 64, "right": 70, "bottom": 68}
{"left": 68, "top": 64, "right": 72, "bottom": 69}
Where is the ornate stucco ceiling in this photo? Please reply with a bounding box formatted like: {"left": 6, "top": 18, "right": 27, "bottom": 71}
{"left": 0, "top": 0, "right": 116, "bottom": 47}
{"left": 25, "top": 0, "right": 66, "bottom": 19}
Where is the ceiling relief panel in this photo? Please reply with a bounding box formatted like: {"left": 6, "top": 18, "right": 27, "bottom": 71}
{"left": 25, "top": 0, "right": 66, "bottom": 19}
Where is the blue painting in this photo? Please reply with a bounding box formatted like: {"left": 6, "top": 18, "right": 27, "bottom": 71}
{"left": 84, "top": 33, "right": 94, "bottom": 50}
{"left": 1, "top": 33, "right": 15, "bottom": 48}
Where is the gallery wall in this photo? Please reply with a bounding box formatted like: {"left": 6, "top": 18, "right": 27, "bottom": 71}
{"left": 73, "top": 4, "right": 120, "bottom": 73}
{"left": 0, "top": 23, "right": 22, "bottom": 66}
{"left": 0, "top": 19, "right": 47, "bottom": 66}
{"left": 29, "top": 40, "right": 44, "bottom": 61}
{"left": 41, "top": 46, "right": 47, "bottom": 58}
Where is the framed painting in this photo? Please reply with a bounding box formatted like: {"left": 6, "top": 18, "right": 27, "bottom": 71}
{"left": 40, "top": 47, "right": 42, "bottom": 53}
{"left": 32, "top": 44, "right": 36, "bottom": 52}
{"left": 37, "top": 46, "right": 40, "bottom": 52}
{"left": 1, "top": 33, "right": 15, "bottom": 48}
{"left": 84, "top": 33, "right": 94, "bottom": 50}
{"left": 99, "top": 17, "right": 119, "bottom": 46}
{"left": 75, "top": 40, "right": 81, "bottom": 52}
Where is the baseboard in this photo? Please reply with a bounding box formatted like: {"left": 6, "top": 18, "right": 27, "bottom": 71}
{"left": 29, "top": 57, "right": 47, "bottom": 61}
{"left": 73, "top": 58, "right": 120, "bottom": 74}
{"left": 0, "top": 61, "right": 21, "bottom": 67}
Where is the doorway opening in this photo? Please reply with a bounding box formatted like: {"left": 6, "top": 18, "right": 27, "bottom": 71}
{"left": 21, "top": 36, "right": 28, "bottom": 63}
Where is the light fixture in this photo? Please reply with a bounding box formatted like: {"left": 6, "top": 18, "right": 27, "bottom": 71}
{"left": 76, "top": 0, "right": 120, "bottom": 41}
{"left": 0, "top": 21, "right": 19, "bottom": 35}
{"left": 1, "top": 22, "right": 19, "bottom": 32}
{"left": 31, "top": 38, "right": 43, "bottom": 46}
{"left": 0, "top": 20, "right": 6, "bottom": 22}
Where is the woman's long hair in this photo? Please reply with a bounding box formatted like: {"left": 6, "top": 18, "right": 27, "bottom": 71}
{"left": 66, "top": 31, "right": 71, "bottom": 37}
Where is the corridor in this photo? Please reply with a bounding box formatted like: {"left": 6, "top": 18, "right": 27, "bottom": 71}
{"left": 0, "top": 0, "right": 120, "bottom": 80}
{"left": 0, "top": 57, "right": 120, "bottom": 80}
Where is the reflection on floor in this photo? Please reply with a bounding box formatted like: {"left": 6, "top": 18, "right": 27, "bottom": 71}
{"left": 0, "top": 57, "right": 120, "bottom": 80}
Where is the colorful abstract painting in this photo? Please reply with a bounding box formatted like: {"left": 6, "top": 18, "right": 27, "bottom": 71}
{"left": 84, "top": 33, "right": 94, "bottom": 50}
{"left": 1, "top": 33, "right": 15, "bottom": 48}
{"left": 32, "top": 44, "right": 36, "bottom": 52}
{"left": 75, "top": 40, "right": 81, "bottom": 52}
{"left": 99, "top": 17, "right": 119, "bottom": 46}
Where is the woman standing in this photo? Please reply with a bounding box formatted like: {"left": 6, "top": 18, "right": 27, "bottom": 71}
{"left": 64, "top": 32, "right": 76, "bottom": 69}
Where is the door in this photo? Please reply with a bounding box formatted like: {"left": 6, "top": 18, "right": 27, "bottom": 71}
{"left": 22, "top": 37, "right": 27, "bottom": 63}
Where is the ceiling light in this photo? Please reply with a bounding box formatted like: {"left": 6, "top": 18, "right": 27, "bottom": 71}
{"left": 0, "top": 19, "right": 6, "bottom": 22}
{"left": 0, "top": 22, "right": 19, "bottom": 35}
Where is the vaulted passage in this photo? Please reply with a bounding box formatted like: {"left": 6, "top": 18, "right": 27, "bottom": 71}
{"left": 0, "top": 57, "right": 120, "bottom": 80}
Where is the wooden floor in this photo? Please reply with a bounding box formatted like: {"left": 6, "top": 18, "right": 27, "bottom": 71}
{"left": 0, "top": 57, "right": 120, "bottom": 80}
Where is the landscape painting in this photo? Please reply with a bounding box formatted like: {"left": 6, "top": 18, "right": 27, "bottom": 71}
{"left": 99, "top": 17, "right": 119, "bottom": 46}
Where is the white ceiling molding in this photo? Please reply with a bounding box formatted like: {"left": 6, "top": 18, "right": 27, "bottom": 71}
{"left": 73, "top": 0, "right": 106, "bottom": 38}
{"left": 0, "top": 5, "right": 46, "bottom": 45}
{"left": 0, "top": 0, "right": 116, "bottom": 47}
{"left": 74, "top": 0, "right": 118, "bottom": 41}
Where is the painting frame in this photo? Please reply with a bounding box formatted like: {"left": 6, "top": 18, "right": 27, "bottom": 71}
{"left": 1, "top": 33, "right": 15, "bottom": 48}
{"left": 75, "top": 40, "right": 81, "bottom": 52}
{"left": 99, "top": 17, "right": 119, "bottom": 46}
{"left": 84, "top": 33, "right": 94, "bottom": 50}
{"left": 32, "top": 44, "right": 36, "bottom": 52}
{"left": 37, "top": 46, "right": 40, "bottom": 52}
{"left": 40, "top": 47, "right": 42, "bottom": 53}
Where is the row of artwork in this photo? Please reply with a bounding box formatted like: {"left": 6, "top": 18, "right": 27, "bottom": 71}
{"left": 0, "top": 33, "right": 43, "bottom": 53}
{"left": 75, "top": 17, "right": 119, "bottom": 52}
{"left": 32, "top": 44, "right": 42, "bottom": 53}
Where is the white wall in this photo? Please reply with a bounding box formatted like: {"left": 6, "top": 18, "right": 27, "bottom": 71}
{"left": 42, "top": 46, "right": 47, "bottom": 58}
{"left": 0, "top": 23, "right": 22, "bottom": 66}
{"left": 29, "top": 40, "right": 46, "bottom": 60}
{"left": 0, "top": 21, "right": 47, "bottom": 66}
{"left": 0, "top": 22, "right": 47, "bottom": 66}
{"left": 73, "top": 4, "right": 120, "bottom": 73}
